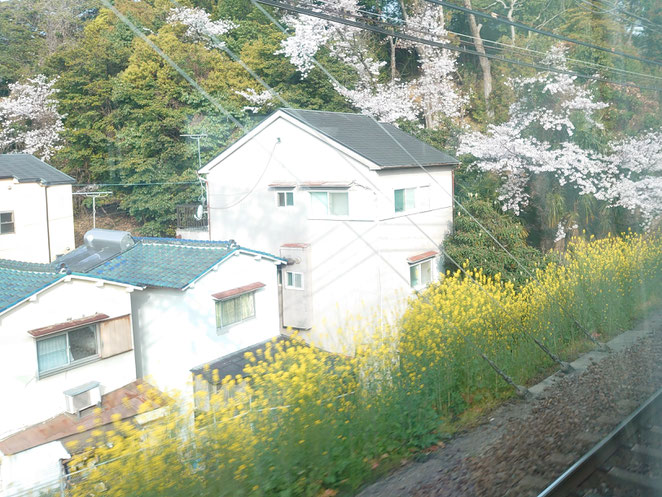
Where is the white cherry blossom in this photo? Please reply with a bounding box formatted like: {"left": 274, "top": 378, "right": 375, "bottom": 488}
{"left": 0, "top": 75, "right": 65, "bottom": 160}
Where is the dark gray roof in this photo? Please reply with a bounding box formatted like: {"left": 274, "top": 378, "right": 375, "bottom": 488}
{"left": 280, "top": 108, "right": 459, "bottom": 169}
{"left": 191, "top": 336, "right": 291, "bottom": 383}
{"left": 0, "top": 154, "right": 75, "bottom": 185}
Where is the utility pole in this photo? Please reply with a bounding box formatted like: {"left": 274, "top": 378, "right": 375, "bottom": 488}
{"left": 72, "top": 191, "right": 113, "bottom": 229}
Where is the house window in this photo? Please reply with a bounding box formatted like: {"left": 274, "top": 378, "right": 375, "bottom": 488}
{"left": 286, "top": 271, "right": 303, "bottom": 290}
{"left": 310, "top": 191, "right": 349, "bottom": 217}
{"left": 410, "top": 259, "right": 433, "bottom": 289}
{"left": 394, "top": 188, "right": 416, "bottom": 213}
{"left": 0, "top": 211, "right": 14, "bottom": 234}
{"left": 215, "top": 292, "right": 256, "bottom": 330}
{"left": 277, "top": 191, "right": 294, "bottom": 207}
{"left": 37, "top": 325, "right": 98, "bottom": 376}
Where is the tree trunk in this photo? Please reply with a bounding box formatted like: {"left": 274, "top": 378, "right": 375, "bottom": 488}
{"left": 389, "top": 36, "right": 398, "bottom": 80}
{"left": 463, "top": 0, "right": 494, "bottom": 118}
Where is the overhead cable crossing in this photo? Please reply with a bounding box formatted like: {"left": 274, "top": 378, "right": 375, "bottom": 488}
{"left": 255, "top": 0, "right": 662, "bottom": 93}
{"left": 424, "top": 0, "right": 662, "bottom": 69}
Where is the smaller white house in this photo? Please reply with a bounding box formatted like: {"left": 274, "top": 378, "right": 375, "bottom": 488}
{"left": 0, "top": 381, "right": 165, "bottom": 497}
{"left": 55, "top": 230, "right": 286, "bottom": 395}
{"left": 0, "top": 154, "right": 76, "bottom": 263}
{"left": 0, "top": 259, "right": 142, "bottom": 496}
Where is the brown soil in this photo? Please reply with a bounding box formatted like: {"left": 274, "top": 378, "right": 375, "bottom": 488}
{"left": 74, "top": 208, "right": 142, "bottom": 246}
{"left": 357, "top": 312, "right": 662, "bottom": 497}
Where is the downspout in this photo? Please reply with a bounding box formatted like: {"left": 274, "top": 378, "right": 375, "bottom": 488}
{"left": 44, "top": 185, "right": 52, "bottom": 262}
{"left": 204, "top": 177, "right": 211, "bottom": 241}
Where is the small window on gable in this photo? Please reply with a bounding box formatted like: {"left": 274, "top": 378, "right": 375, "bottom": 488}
{"left": 409, "top": 259, "right": 433, "bottom": 289}
{"left": 286, "top": 271, "right": 303, "bottom": 290}
{"left": 0, "top": 211, "right": 14, "bottom": 234}
{"left": 277, "top": 191, "right": 294, "bottom": 207}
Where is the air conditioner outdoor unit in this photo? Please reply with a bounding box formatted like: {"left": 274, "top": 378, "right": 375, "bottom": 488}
{"left": 64, "top": 381, "right": 101, "bottom": 415}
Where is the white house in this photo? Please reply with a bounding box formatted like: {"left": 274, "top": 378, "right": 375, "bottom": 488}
{"left": 0, "top": 259, "right": 143, "bottom": 496}
{"left": 0, "top": 154, "right": 76, "bottom": 263}
{"left": 55, "top": 229, "right": 286, "bottom": 395}
{"left": 0, "top": 228, "right": 285, "bottom": 495}
{"left": 193, "top": 109, "right": 459, "bottom": 348}
{"left": 0, "top": 380, "right": 165, "bottom": 497}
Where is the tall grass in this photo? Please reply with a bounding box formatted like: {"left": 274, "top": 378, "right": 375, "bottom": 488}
{"left": 67, "top": 233, "right": 662, "bottom": 497}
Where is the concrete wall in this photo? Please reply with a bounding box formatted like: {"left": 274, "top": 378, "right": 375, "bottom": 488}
{"left": 0, "top": 279, "right": 136, "bottom": 438}
{"left": 0, "top": 441, "right": 69, "bottom": 496}
{"left": 0, "top": 180, "right": 75, "bottom": 263}
{"left": 131, "top": 252, "right": 281, "bottom": 395}
{"left": 204, "top": 114, "right": 454, "bottom": 348}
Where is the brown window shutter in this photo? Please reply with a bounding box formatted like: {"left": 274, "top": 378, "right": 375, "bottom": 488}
{"left": 99, "top": 315, "right": 133, "bottom": 358}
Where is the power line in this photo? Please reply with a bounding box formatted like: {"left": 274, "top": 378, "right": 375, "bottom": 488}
{"left": 424, "top": 0, "right": 662, "bottom": 69}
{"left": 317, "top": 0, "right": 662, "bottom": 85}
{"left": 256, "top": 0, "right": 662, "bottom": 92}
{"left": 73, "top": 181, "right": 198, "bottom": 187}
{"left": 252, "top": 0, "right": 609, "bottom": 350}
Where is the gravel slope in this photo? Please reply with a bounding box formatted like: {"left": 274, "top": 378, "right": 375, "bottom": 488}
{"left": 357, "top": 310, "right": 662, "bottom": 497}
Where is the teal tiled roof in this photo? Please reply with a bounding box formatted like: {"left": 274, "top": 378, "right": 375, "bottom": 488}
{"left": 87, "top": 238, "right": 282, "bottom": 289}
{"left": 0, "top": 261, "right": 63, "bottom": 313}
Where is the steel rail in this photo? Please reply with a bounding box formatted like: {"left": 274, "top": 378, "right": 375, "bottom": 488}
{"left": 536, "top": 386, "right": 662, "bottom": 497}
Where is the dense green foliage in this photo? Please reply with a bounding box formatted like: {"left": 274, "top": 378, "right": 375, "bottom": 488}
{"left": 443, "top": 198, "right": 546, "bottom": 286}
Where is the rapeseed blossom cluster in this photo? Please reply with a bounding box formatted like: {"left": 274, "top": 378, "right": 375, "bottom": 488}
{"left": 67, "top": 233, "right": 662, "bottom": 497}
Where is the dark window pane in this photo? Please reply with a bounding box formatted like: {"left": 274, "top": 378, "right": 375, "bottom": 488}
{"left": 69, "top": 326, "right": 97, "bottom": 361}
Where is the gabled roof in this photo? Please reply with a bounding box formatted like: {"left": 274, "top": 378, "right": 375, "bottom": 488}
{"left": 0, "top": 154, "right": 75, "bottom": 185}
{"left": 0, "top": 262, "right": 63, "bottom": 314}
{"left": 86, "top": 237, "right": 285, "bottom": 289}
{"left": 280, "top": 109, "right": 459, "bottom": 169}
{"left": 0, "top": 259, "right": 140, "bottom": 316}
{"left": 0, "top": 381, "right": 164, "bottom": 456}
{"left": 201, "top": 109, "right": 459, "bottom": 173}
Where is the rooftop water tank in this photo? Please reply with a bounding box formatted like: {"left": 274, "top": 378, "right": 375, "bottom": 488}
{"left": 84, "top": 229, "right": 135, "bottom": 252}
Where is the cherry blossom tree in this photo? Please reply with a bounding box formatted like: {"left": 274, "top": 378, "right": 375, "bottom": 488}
{"left": 274, "top": 0, "right": 465, "bottom": 127}
{"left": 604, "top": 132, "right": 662, "bottom": 226}
{"left": 0, "top": 75, "right": 65, "bottom": 160}
{"left": 166, "top": 7, "right": 237, "bottom": 49}
{"left": 459, "top": 45, "right": 662, "bottom": 237}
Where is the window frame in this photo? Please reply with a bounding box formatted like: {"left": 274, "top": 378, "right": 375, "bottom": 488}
{"left": 276, "top": 190, "right": 294, "bottom": 207}
{"left": 309, "top": 191, "right": 350, "bottom": 218}
{"left": 285, "top": 271, "right": 304, "bottom": 290}
{"left": 394, "top": 186, "right": 431, "bottom": 214}
{"left": 36, "top": 324, "right": 100, "bottom": 378}
{"left": 409, "top": 258, "right": 434, "bottom": 289}
{"left": 0, "top": 211, "right": 15, "bottom": 235}
{"left": 215, "top": 291, "right": 257, "bottom": 332}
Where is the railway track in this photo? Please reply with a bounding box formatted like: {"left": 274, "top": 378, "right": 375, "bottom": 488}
{"left": 537, "top": 386, "right": 662, "bottom": 497}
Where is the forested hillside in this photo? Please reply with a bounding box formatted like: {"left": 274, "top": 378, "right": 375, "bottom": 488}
{"left": 1, "top": 0, "right": 661, "bottom": 246}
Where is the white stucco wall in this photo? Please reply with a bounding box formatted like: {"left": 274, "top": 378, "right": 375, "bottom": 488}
{"left": 0, "top": 180, "right": 75, "bottom": 263}
{"left": 0, "top": 441, "right": 69, "bottom": 497}
{"left": 131, "top": 252, "right": 281, "bottom": 395}
{"left": 204, "top": 114, "right": 454, "bottom": 347}
{"left": 0, "top": 278, "right": 136, "bottom": 439}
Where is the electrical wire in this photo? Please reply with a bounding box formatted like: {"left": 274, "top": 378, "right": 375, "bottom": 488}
{"left": 256, "top": 0, "right": 662, "bottom": 92}
{"left": 424, "top": 0, "right": 662, "bottom": 68}
{"left": 314, "top": 0, "right": 662, "bottom": 85}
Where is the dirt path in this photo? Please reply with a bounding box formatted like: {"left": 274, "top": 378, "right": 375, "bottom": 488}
{"left": 357, "top": 310, "right": 662, "bottom": 497}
